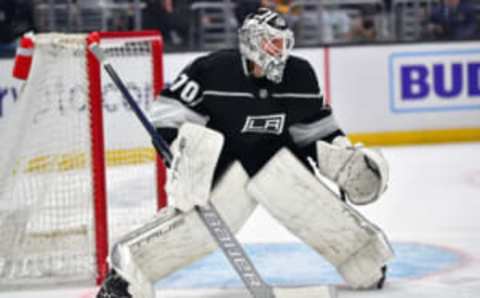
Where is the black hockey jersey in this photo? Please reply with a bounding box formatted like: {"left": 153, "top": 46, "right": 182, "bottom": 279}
{"left": 151, "top": 49, "right": 343, "bottom": 177}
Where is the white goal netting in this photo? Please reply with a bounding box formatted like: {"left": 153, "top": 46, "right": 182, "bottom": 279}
{"left": 0, "top": 32, "right": 165, "bottom": 288}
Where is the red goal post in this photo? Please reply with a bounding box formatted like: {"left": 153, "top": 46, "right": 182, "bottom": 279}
{"left": 87, "top": 31, "right": 167, "bottom": 284}
{"left": 0, "top": 31, "right": 167, "bottom": 288}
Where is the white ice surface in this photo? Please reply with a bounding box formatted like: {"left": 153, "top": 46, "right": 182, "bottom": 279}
{"left": 1, "top": 142, "right": 479, "bottom": 297}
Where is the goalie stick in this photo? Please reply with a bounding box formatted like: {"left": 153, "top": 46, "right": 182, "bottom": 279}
{"left": 88, "top": 42, "right": 275, "bottom": 298}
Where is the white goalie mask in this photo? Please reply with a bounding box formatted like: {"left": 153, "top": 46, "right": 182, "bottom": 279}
{"left": 239, "top": 8, "right": 294, "bottom": 84}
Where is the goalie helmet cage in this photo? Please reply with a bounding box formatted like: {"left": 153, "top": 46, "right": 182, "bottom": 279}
{"left": 0, "top": 31, "right": 167, "bottom": 289}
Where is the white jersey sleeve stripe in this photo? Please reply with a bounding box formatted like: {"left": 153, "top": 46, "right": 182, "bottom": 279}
{"left": 288, "top": 114, "right": 340, "bottom": 147}
{"left": 272, "top": 92, "right": 322, "bottom": 99}
{"left": 149, "top": 96, "right": 209, "bottom": 129}
{"left": 203, "top": 90, "right": 256, "bottom": 98}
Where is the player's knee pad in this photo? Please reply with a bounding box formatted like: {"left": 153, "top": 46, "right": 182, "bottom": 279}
{"left": 316, "top": 137, "right": 389, "bottom": 205}
{"left": 247, "top": 148, "right": 394, "bottom": 289}
{"left": 110, "top": 162, "right": 256, "bottom": 297}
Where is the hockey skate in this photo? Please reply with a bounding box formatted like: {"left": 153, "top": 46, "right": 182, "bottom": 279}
{"left": 376, "top": 265, "right": 388, "bottom": 289}
{"left": 97, "top": 269, "right": 131, "bottom": 298}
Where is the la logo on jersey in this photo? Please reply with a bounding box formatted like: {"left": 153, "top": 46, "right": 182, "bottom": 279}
{"left": 241, "top": 113, "right": 286, "bottom": 135}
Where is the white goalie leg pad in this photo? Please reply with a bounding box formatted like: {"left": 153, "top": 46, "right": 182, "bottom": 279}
{"left": 316, "top": 137, "right": 389, "bottom": 205}
{"left": 247, "top": 148, "right": 394, "bottom": 289}
{"left": 209, "top": 162, "right": 258, "bottom": 231}
{"left": 167, "top": 123, "right": 224, "bottom": 212}
{"left": 110, "top": 162, "right": 257, "bottom": 298}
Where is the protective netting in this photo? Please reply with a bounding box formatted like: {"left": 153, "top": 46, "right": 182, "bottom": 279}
{"left": 0, "top": 32, "right": 163, "bottom": 288}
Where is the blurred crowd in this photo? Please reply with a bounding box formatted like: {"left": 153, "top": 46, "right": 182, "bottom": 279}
{"left": 425, "top": 0, "right": 479, "bottom": 40}
{"left": 0, "top": 0, "right": 34, "bottom": 54}
{"left": 1, "top": 0, "right": 480, "bottom": 55}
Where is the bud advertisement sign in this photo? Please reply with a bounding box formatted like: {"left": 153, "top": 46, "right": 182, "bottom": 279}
{"left": 389, "top": 49, "right": 480, "bottom": 113}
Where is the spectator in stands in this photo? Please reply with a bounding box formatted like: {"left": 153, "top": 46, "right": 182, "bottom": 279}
{"left": 320, "top": 9, "right": 353, "bottom": 43}
{"left": 0, "top": 0, "right": 34, "bottom": 55}
{"left": 234, "top": 0, "right": 299, "bottom": 27}
{"left": 349, "top": 12, "right": 377, "bottom": 42}
{"left": 425, "top": 0, "right": 478, "bottom": 40}
{"left": 271, "top": 0, "right": 293, "bottom": 15}
{"left": 381, "top": 0, "right": 394, "bottom": 40}
{"left": 0, "top": 0, "right": 16, "bottom": 45}
{"left": 143, "top": 0, "right": 191, "bottom": 49}
{"left": 320, "top": 8, "right": 377, "bottom": 44}
{"left": 267, "top": 0, "right": 305, "bottom": 29}
{"left": 234, "top": 0, "right": 269, "bottom": 24}
{"left": 383, "top": 0, "right": 392, "bottom": 12}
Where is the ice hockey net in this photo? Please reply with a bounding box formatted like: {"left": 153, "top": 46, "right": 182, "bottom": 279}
{"left": 0, "top": 31, "right": 166, "bottom": 288}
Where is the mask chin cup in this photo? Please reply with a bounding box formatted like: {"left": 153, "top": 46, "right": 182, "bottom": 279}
{"left": 265, "top": 60, "right": 285, "bottom": 84}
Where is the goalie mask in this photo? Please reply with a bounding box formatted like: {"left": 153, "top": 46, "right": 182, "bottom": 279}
{"left": 239, "top": 8, "right": 294, "bottom": 84}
